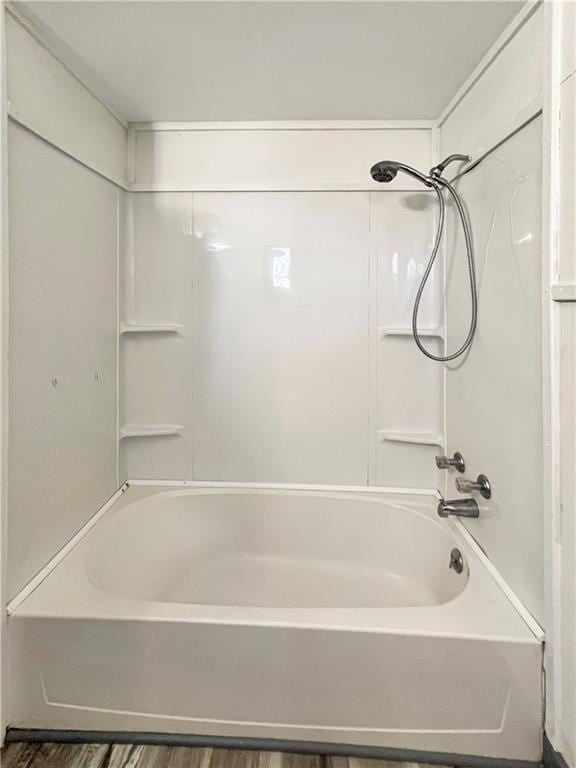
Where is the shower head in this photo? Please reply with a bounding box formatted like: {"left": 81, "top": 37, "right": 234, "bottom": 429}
{"left": 370, "top": 161, "right": 399, "bottom": 183}
{"left": 370, "top": 160, "right": 433, "bottom": 187}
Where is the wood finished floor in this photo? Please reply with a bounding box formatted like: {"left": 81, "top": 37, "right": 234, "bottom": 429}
{"left": 0, "top": 744, "right": 455, "bottom": 768}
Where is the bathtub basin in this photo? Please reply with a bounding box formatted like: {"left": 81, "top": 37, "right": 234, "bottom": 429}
{"left": 8, "top": 484, "right": 543, "bottom": 762}
{"left": 88, "top": 490, "right": 467, "bottom": 608}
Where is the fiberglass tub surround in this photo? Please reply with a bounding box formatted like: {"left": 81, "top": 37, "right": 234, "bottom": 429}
{"left": 3, "top": 2, "right": 552, "bottom": 763}
{"left": 9, "top": 486, "right": 542, "bottom": 761}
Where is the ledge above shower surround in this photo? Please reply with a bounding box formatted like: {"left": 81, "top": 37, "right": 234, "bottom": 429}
{"left": 5, "top": 12, "right": 128, "bottom": 188}
{"left": 129, "top": 126, "right": 432, "bottom": 192}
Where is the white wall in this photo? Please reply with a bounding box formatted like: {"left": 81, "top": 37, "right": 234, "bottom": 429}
{"left": 371, "top": 192, "right": 443, "bottom": 487}
{"left": 130, "top": 125, "right": 431, "bottom": 192}
{"left": 5, "top": 9, "right": 126, "bottom": 601}
{"left": 0, "top": 0, "right": 561, "bottom": 753}
{"left": 442, "top": 5, "right": 576, "bottom": 763}
{"left": 554, "top": 298, "right": 576, "bottom": 766}
{"left": 126, "top": 122, "right": 444, "bottom": 487}
{"left": 544, "top": 2, "right": 576, "bottom": 764}
{"left": 7, "top": 121, "right": 120, "bottom": 599}
{"left": 122, "top": 185, "right": 442, "bottom": 489}
{"left": 444, "top": 117, "right": 543, "bottom": 623}
{"left": 122, "top": 124, "right": 442, "bottom": 487}
{"left": 192, "top": 192, "right": 370, "bottom": 484}
{"left": 440, "top": 1, "right": 545, "bottom": 625}
{"left": 5, "top": 11, "right": 127, "bottom": 187}
{"left": 439, "top": 4, "right": 543, "bottom": 165}
{"left": 0, "top": 3, "right": 8, "bottom": 745}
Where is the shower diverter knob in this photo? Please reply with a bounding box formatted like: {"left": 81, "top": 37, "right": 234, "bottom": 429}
{"left": 435, "top": 452, "right": 465, "bottom": 473}
{"left": 455, "top": 474, "right": 491, "bottom": 500}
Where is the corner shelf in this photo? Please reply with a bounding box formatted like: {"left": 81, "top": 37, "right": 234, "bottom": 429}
{"left": 379, "top": 327, "right": 443, "bottom": 339}
{"left": 378, "top": 430, "right": 443, "bottom": 447}
{"left": 120, "top": 324, "right": 184, "bottom": 335}
{"left": 550, "top": 284, "right": 576, "bottom": 302}
{"left": 120, "top": 424, "right": 184, "bottom": 439}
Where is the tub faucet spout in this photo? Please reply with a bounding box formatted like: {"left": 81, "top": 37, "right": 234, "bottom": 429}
{"left": 437, "top": 498, "right": 479, "bottom": 519}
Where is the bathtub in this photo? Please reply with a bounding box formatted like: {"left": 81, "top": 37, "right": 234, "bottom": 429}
{"left": 8, "top": 484, "right": 543, "bottom": 762}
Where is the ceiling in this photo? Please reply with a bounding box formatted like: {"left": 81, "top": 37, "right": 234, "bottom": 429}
{"left": 16, "top": 1, "right": 524, "bottom": 123}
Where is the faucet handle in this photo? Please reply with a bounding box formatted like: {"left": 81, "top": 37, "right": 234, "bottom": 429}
{"left": 435, "top": 452, "right": 465, "bottom": 473}
{"left": 455, "top": 474, "right": 491, "bottom": 499}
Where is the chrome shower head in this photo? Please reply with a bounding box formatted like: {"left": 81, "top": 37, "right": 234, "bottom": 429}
{"left": 370, "top": 161, "right": 399, "bottom": 183}
{"left": 370, "top": 160, "right": 433, "bottom": 187}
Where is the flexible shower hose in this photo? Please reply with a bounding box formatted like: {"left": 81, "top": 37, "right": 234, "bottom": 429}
{"left": 412, "top": 178, "right": 478, "bottom": 362}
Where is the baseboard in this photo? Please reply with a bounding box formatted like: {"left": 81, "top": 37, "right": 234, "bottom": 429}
{"left": 6, "top": 728, "right": 542, "bottom": 768}
{"left": 543, "top": 736, "right": 571, "bottom": 768}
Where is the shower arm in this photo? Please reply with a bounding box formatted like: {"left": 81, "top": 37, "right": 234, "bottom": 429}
{"left": 429, "top": 154, "right": 470, "bottom": 180}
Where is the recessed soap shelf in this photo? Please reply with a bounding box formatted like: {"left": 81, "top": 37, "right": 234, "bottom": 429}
{"left": 120, "top": 424, "right": 184, "bottom": 439}
{"left": 378, "top": 430, "right": 444, "bottom": 447}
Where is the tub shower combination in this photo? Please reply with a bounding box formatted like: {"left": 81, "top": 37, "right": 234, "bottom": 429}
{"left": 5, "top": 130, "right": 545, "bottom": 767}
{"left": 8, "top": 485, "right": 542, "bottom": 761}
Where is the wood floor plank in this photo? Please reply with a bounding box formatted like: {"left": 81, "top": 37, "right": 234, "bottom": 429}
{"left": 105, "top": 744, "right": 145, "bottom": 768}
{"left": 25, "top": 743, "right": 109, "bottom": 768}
{"left": 0, "top": 742, "right": 40, "bottom": 768}
{"left": 255, "top": 752, "right": 284, "bottom": 768}
{"left": 128, "top": 746, "right": 212, "bottom": 768}
{"left": 71, "top": 744, "right": 112, "bottom": 768}
{"left": 26, "top": 743, "right": 77, "bottom": 768}
{"left": 278, "top": 753, "right": 325, "bottom": 768}
{"left": 350, "top": 761, "right": 451, "bottom": 768}
{"left": 126, "top": 746, "right": 168, "bottom": 768}
{"left": 208, "top": 749, "right": 262, "bottom": 768}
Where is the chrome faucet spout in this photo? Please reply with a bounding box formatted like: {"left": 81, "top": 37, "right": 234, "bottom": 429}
{"left": 437, "top": 498, "right": 480, "bottom": 519}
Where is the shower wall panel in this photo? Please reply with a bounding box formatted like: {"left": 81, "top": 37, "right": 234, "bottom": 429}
{"left": 370, "top": 193, "right": 443, "bottom": 489}
{"left": 5, "top": 7, "right": 127, "bottom": 603}
{"left": 190, "top": 192, "right": 369, "bottom": 484}
{"left": 444, "top": 117, "right": 544, "bottom": 623}
{"left": 8, "top": 122, "right": 120, "bottom": 600}
{"left": 122, "top": 189, "right": 442, "bottom": 487}
{"left": 120, "top": 193, "right": 193, "bottom": 481}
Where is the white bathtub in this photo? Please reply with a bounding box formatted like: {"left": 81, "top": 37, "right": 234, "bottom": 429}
{"left": 8, "top": 484, "right": 543, "bottom": 762}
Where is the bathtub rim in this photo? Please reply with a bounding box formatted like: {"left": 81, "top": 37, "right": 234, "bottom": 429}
{"left": 7, "top": 482, "right": 544, "bottom": 645}
{"left": 8, "top": 481, "right": 441, "bottom": 617}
